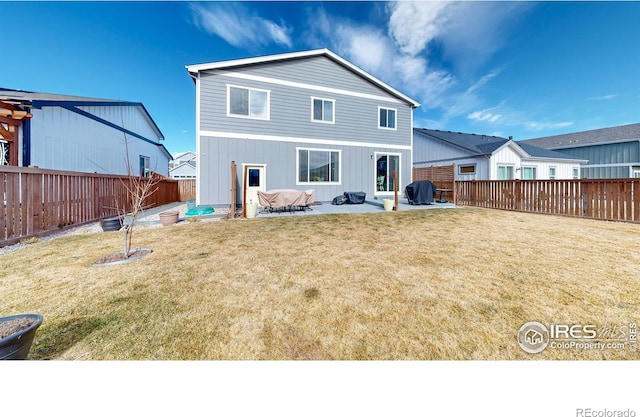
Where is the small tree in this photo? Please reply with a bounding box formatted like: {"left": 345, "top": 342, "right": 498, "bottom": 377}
{"left": 114, "top": 115, "right": 162, "bottom": 258}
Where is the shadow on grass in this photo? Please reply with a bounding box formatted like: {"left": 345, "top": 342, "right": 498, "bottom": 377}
{"left": 29, "top": 315, "right": 111, "bottom": 360}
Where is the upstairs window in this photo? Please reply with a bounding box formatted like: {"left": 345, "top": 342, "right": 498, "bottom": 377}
{"left": 378, "top": 107, "right": 396, "bottom": 130}
{"left": 311, "top": 98, "right": 334, "bottom": 123}
{"left": 228, "top": 85, "right": 270, "bottom": 120}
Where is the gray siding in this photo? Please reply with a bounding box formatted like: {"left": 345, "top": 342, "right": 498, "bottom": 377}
{"left": 413, "top": 130, "right": 477, "bottom": 165}
{"left": 223, "top": 56, "right": 397, "bottom": 97}
{"left": 553, "top": 142, "right": 640, "bottom": 178}
{"left": 555, "top": 142, "right": 639, "bottom": 165}
{"left": 199, "top": 136, "right": 411, "bottom": 206}
{"left": 198, "top": 58, "right": 412, "bottom": 148}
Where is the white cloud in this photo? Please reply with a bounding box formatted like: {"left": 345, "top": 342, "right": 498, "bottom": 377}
{"left": 587, "top": 94, "right": 617, "bottom": 101}
{"left": 524, "top": 121, "right": 574, "bottom": 131}
{"left": 387, "top": 2, "right": 456, "bottom": 56}
{"left": 468, "top": 109, "right": 501, "bottom": 123}
{"left": 190, "top": 3, "right": 292, "bottom": 50}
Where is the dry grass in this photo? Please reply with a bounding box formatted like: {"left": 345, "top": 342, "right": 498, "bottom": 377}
{"left": 1, "top": 207, "right": 639, "bottom": 360}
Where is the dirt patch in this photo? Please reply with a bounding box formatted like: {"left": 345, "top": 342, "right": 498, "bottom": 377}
{"left": 0, "top": 317, "right": 36, "bottom": 339}
{"left": 93, "top": 248, "right": 152, "bottom": 266}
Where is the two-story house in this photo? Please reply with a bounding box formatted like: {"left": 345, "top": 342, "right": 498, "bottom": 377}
{"left": 185, "top": 49, "right": 420, "bottom": 207}
{"left": 0, "top": 88, "right": 171, "bottom": 176}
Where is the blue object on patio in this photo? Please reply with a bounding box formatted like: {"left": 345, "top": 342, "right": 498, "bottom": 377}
{"left": 186, "top": 199, "right": 196, "bottom": 210}
{"left": 185, "top": 206, "right": 214, "bottom": 216}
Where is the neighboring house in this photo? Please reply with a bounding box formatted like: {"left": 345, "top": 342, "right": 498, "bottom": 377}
{"left": 186, "top": 49, "right": 420, "bottom": 206}
{"left": 169, "top": 162, "right": 197, "bottom": 179}
{"left": 413, "top": 128, "right": 585, "bottom": 180}
{"left": 0, "top": 88, "right": 171, "bottom": 176}
{"left": 169, "top": 151, "right": 197, "bottom": 179}
{"left": 170, "top": 151, "right": 197, "bottom": 169}
{"left": 520, "top": 123, "right": 640, "bottom": 178}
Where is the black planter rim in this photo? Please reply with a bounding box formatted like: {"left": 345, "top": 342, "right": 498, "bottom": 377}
{"left": 0, "top": 314, "right": 44, "bottom": 344}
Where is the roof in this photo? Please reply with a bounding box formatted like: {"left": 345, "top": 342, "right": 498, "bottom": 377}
{"left": 414, "top": 128, "right": 509, "bottom": 155}
{"left": 0, "top": 87, "right": 164, "bottom": 141}
{"left": 520, "top": 123, "right": 640, "bottom": 149}
{"left": 414, "top": 128, "right": 585, "bottom": 161}
{"left": 186, "top": 48, "right": 421, "bottom": 109}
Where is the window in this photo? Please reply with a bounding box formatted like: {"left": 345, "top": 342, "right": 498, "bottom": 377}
{"left": 497, "top": 165, "right": 514, "bottom": 180}
{"left": 572, "top": 168, "right": 580, "bottom": 179}
{"left": 0, "top": 139, "right": 8, "bottom": 166}
{"left": 378, "top": 107, "right": 396, "bottom": 129}
{"left": 376, "top": 153, "right": 400, "bottom": 192}
{"left": 521, "top": 166, "right": 537, "bottom": 180}
{"left": 228, "top": 85, "right": 270, "bottom": 119}
{"left": 311, "top": 98, "right": 334, "bottom": 123}
{"left": 459, "top": 164, "right": 476, "bottom": 175}
{"left": 139, "top": 155, "right": 150, "bottom": 178}
{"left": 549, "top": 167, "right": 556, "bottom": 179}
{"left": 298, "top": 148, "right": 340, "bottom": 184}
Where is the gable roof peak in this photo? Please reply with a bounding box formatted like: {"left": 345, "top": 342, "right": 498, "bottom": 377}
{"left": 186, "top": 48, "right": 420, "bottom": 108}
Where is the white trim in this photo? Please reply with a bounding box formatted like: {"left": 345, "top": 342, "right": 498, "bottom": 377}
{"left": 374, "top": 152, "right": 402, "bottom": 196}
{"left": 199, "top": 129, "right": 412, "bottom": 150}
{"left": 221, "top": 71, "right": 405, "bottom": 105}
{"left": 378, "top": 106, "right": 397, "bottom": 130}
{"left": 548, "top": 166, "right": 557, "bottom": 179}
{"left": 186, "top": 48, "right": 421, "bottom": 108}
{"left": 195, "top": 73, "right": 201, "bottom": 205}
{"left": 296, "top": 147, "right": 342, "bottom": 185}
{"left": 226, "top": 84, "right": 271, "bottom": 121}
{"left": 310, "top": 96, "right": 335, "bottom": 124}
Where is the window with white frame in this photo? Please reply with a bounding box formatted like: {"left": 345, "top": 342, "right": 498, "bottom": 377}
{"left": 311, "top": 97, "right": 334, "bottom": 123}
{"left": 459, "top": 164, "right": 476, "bottom": 175}
{"left": 521, "top": 166, "right": 537, "bottom": 180}
{"left": 378, "top": 107, "right": 396, "bottom": 129}
{"left": 572, "top": 167, "right": 580, "bottom": 179}
{"left": 227, "top": 85, "right": 270, "bottom": 119}
{"left": 139, "top": 155, "right": 150, "bottom": 178}
{"left": 549, "top": 166, "right": 556, "bottom": 179}
{"left": 497, "top": 165, "right": 514, "bottom": 180}
{"left": 297, "top": 148, "right": 340, "bottom": 184}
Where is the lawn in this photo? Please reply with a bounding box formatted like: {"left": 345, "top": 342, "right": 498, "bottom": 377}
{"left": 1, "top": 206, "right": 638, "bottom": 360}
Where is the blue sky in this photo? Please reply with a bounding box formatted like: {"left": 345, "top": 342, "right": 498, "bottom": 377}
{"left": 2, "top": 1, "right": 640, "bottom": 155}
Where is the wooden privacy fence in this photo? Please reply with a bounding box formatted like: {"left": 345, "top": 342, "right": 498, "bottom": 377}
{"left": 177, "top": 179, "right": 196, "bottom": 202}
{"left": 1, "top": 166, "right": 180, "bottom": 247}
{"left": 456, "top": 179, "right": 640, "bottom": 222}
{"left": 412, "top": 164, "right": 456, "bottom": 203}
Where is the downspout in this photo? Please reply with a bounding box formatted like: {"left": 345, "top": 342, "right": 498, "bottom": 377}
{"left": 22, "top": 108, "right": 31, "bottom": 167}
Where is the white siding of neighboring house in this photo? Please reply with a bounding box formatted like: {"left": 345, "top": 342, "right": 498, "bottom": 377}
{"left": 491, "top": 144, "right": 581, "bottom": 180}
{"left": 454, "top": 158, "right": 491, "bottom": 180}
{"left": 490, "top": 145, "right": 523, "bottom": 179}
{"left": 28, "top": 106, "right": 169, "bottom": 176}
{"left": 170, "top": 162, "right": 196, "bottom": 179}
